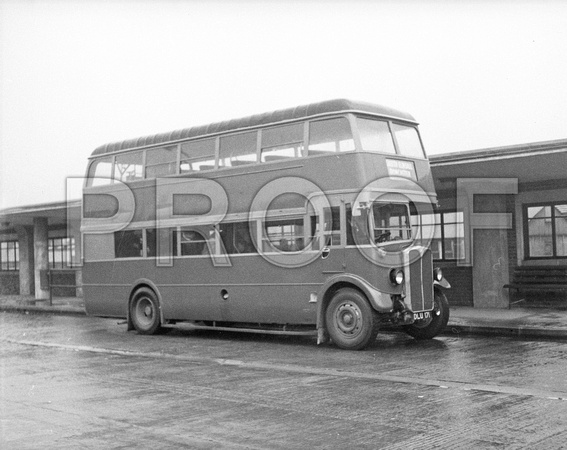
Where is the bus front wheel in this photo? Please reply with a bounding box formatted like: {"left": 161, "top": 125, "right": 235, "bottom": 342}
{"left": 130, "top": 287, "right": 163, "bottom": 335}
{"left": 325, "top": 288, "right": 379, "bottom": 350}
{"left": 403, "top": 290, "right": 449, "bottom": 340}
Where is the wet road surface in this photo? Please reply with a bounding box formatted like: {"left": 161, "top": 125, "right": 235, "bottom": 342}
{"left": 1, "top": 311, "right": 566, "bottom": 449}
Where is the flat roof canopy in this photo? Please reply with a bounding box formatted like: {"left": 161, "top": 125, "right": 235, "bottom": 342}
{"left": 431, "top": 138, "right": 567, "bottom": 188}
{"left": 0, "top": 200, "right": 81, "bottom": 230}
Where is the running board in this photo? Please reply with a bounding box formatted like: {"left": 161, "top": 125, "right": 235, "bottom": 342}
{"left": 163, "top": 322, "right": 318, "bottom": 337}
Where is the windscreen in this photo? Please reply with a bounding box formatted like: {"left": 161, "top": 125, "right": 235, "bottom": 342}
{"left": 355, "top": 116, "right": 425, "bottom": 159}
{"left": 391, "top": 123, "right": 425, "bottom": 158}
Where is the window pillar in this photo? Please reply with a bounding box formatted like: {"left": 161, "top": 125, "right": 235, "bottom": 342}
{"left": 15, "top": 226, "right": 34, "bottom": 296}
{"left": 33, "top": 217, "right": 49, "bottom": 300}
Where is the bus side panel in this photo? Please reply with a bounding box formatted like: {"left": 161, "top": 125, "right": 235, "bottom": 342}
{"left": 157, "top": 254, "right": 320, "bottom": 324}
{"left": 83, "top": 284, "right": 130, "bottom": 318}
{"left": 83, "top": 261, "right": 135, "bottom": 317}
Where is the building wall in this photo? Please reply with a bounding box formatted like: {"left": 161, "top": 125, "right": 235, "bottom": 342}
{"left": 0, "top": 272, "right": 19, "bottom": 294}
{"left": 435, "top": 178, "right": 567, "bottom": 308}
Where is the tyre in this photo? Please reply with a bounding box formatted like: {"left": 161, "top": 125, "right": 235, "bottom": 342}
{"left": 129, "top": 287, "right": 163, "bottom": 335}
{"left": 404, "top": 290, "right": 449, "bottom": 340}
{"left": 325, "top": 288, "right": 379, "bottom": 350}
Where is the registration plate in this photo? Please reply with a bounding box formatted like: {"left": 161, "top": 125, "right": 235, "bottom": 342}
{"left": 413, "top": 311, "right": 431, "bottom": 321}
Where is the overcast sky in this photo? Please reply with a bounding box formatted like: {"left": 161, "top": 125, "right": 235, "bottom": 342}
{"left": 1, "top": 0, "right": 567, "bottom": 209}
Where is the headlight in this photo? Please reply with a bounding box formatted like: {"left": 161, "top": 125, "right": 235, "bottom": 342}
{"left": 389, "top": 268, "right": 404, "bottom": 285}
{"left": 433, "top": 267, "right": 443, "bottom": 282}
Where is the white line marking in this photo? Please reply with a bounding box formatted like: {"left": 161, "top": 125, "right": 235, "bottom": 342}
{"left": 3, "top": 337, "right": 566, "bottom": 401}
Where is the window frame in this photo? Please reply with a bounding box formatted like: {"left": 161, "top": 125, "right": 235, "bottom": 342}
{"left": 0, "top": 240, "right": 19, "bottom": 271}
{"left": 355, "top": 116, "right": 397, "bottom": 155}
{"left": 431, "top": 210, "right": 465, "bottom": 262}
{"left": 145, "top": 145, "right": 180, "bottom": 178}
{"left": 390, "top": 121, "right": 426, "bottom": 159}
{"left": 48, "top": 237, "right": 75, "bottom": 269}
{"left": 307, "top": 116, "right": 356, "bottom": 155}
{"left": 523, "top": 201, "right": 567, "bottom": 260}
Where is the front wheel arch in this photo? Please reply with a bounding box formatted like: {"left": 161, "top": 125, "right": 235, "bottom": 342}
{"left": 324, "top": 287, "right": 379, "bottom": 350}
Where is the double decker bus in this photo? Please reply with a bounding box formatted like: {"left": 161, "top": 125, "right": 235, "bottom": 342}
{"left": 82, "top": 99, "right": 450, "bottom": 350}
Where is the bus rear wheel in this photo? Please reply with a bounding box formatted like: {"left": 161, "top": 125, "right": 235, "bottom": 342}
{"left": 130, "top": 287, "right": 163, "bottom": 335}
{"left": 325, "top": 288, "right": 379, "bottom": 350}
{"left": 403, "top": 290, "right": 449, "bottom": 340}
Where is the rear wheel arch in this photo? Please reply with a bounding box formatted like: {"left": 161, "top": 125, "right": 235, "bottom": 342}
{"left": 127, "top": 282, "right": 165, "bottom": 334}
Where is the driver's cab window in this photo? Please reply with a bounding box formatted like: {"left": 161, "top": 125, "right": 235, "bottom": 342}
{"left": 372, "top": 203, "right": 412, "bottom": 243}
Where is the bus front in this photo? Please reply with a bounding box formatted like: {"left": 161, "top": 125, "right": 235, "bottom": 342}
{"left": 319, "top": 112, "right": 450, "bottom": 349}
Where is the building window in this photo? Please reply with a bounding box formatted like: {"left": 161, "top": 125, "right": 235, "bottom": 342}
{"left": 525, "top": 203, "right": 567, "bottom": 259}
{"left": 0, "top": 241, "right": 19, "bottom": 271}
{"left": 429, "top": 211, "right": 465, "bottom": 261}
{"left": 48, "top": 237, "right": 75, "bottom": 269}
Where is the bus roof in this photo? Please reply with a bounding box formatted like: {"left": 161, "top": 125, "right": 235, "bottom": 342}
{"left": 91, "top": 99, "right": 417, "bottom": 157}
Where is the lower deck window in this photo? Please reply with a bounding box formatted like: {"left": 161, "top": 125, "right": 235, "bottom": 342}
{"left": 264, "top": 219, "right": 307, "bottom": 252}
{"left": 180, "top": 229, "right": 211, "bottom": 256}
{"left": 114, "top": 230, "right": 143, "bottom": 258}
{"left": 219, "top": 222, "right": 255, "bottom": 254}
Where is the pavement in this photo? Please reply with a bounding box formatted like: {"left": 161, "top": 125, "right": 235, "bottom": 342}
{"left": 1, "top": 294, "right": 567, "bottom": 340}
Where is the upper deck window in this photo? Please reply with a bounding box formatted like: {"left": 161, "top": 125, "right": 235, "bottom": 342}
{"left": 219, "top": 132, "right": 258, "bottom": 167}
{"left": 391, "top": 124, "right": 425, "bottom": 159}
{"left": 261, "top": 123, "right": 304, "bottom": 162}
{"left": 146, "top": 145, "right": 177, "bottom": 178}
{"left": 308, "top": 117, "right": 354, "bottom": 154}
{"left": 114, "top": 151, "right": 144, "bottom": 182}
{"left": 180, "top": 138, "right": 216, "bottom": 172}
{"left": 87, "top": 157, "right": 113, "bottom": 186}
{"left": 356, "top": 118, "right": 396, "bottom": 154}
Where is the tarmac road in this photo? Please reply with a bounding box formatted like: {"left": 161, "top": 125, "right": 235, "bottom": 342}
{"left": 1, "top": 310, "right": 567, "bottom": 449}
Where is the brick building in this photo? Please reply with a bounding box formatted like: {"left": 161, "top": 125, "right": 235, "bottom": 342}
{"left": 431, "top": 138, "right": 567, "bottom": 308}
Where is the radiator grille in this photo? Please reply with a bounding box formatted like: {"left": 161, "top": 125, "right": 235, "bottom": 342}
{"left": 407, "top": 248, "right": 434, "bottom": 312}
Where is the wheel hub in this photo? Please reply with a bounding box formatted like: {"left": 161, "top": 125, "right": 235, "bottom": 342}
{"left": 135, "top": 298, "right": 154, "bottom": 327}
{"left": 336, "top": 303, "right": 361, "bottom": 335}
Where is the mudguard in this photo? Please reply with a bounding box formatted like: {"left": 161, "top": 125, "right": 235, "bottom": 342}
{"left": 434, "top": 277, "right": 451, "bottom": 289}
